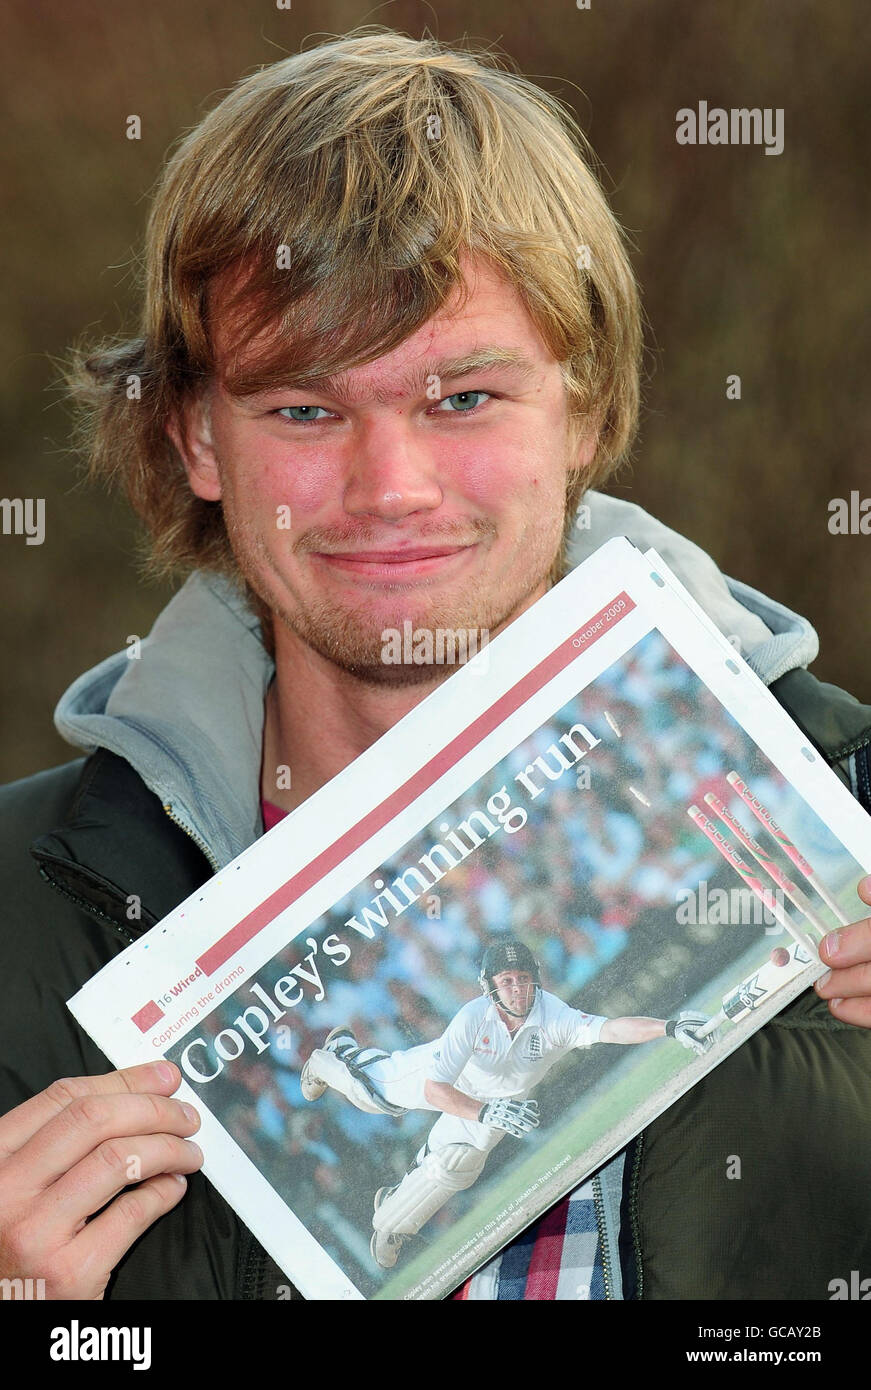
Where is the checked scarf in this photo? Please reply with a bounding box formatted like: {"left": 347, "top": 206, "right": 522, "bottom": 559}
{"left": 451, "top": 1179, "right": 605, "bottom": 1300}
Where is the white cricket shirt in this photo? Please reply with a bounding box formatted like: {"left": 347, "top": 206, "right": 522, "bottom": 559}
{"left": 427, "top": 989, "right": 607, "bottom": 1101}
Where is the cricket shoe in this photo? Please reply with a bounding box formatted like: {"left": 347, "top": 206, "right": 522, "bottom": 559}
{"left": 299, "top": 1026, "right": 358, "bottom": 1102}
{"left": 370, "top": 1186, "right": 405, "bottom": 1269}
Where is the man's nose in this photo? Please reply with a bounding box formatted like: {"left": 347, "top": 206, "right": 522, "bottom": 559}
{"left": 342, "top": 417, "right": 444, "bottom": 521}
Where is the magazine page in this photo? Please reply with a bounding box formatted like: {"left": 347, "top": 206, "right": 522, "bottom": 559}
{"left": 67, "top": 537, "right": 871, "bottom": 1300}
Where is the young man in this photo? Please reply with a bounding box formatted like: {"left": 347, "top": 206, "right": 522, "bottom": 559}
{"left": 1, "top": 29, "right": 870, "bottom": 1301}
{"left": 298, "top": 938, "right": 711, "bottom": 1269}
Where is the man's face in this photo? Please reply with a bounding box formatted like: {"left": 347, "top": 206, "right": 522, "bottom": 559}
{"left": 176, "top": 255, "right": 595, "bottom": 686}
{"left": 492, "top": 969, "right": 536, "bottom": 1018}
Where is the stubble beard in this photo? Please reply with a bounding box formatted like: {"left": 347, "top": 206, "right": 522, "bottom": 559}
{"left": 225, "top": 511, "right": 564, "bottom": 689}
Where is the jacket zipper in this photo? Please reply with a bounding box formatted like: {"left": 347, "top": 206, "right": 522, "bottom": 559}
{"left": 591, "top": 1172, "right": 614, "bottom": 1300}
{"left": 628, "top": 1132, "right": 645, "bottom": 1300}
{"left": 241, "top": 1234, "right": 268, "bottom": 1300}
{"left": 162, "top": 802, "right": 221, "bottom": 873}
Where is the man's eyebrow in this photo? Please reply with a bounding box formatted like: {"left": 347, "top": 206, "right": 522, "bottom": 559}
{"left": 231, "top": 348, "right": 540, "bottom": 406}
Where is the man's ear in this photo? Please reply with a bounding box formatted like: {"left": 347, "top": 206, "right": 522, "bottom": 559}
{"left": 166, "top": 392, "right": 222, "bottom": 502}
{"left": 567, "top": 417, "right": 600, "bottom": 478}
{"left": 571, "top": 432, "right": 598, "bottom": 476}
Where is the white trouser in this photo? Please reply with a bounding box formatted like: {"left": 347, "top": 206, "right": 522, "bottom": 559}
{"left": 318, "top": 1041, "right": 507, "bottom": 1151}
{"left": 359, "top": 1040, "right": 444, "bottom": 1111}
{"left": 371, "top": 1120, "right": 505, "bottom": 1239}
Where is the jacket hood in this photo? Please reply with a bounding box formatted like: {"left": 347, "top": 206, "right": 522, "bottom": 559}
{"left": 53, "top": 491, "right": 819, "bottom": 871}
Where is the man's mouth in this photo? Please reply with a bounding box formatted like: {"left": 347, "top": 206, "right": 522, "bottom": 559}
{"left": 313, "top": 544, "right": 476, "bottom": 579}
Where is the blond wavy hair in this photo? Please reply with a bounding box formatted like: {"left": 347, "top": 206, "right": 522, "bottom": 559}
{"left": 68, "top": 27, "right": 642, "bottom": 643}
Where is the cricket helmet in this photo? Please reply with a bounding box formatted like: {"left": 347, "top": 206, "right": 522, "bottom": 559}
{"left": 478, "top": 938, "right": 541, "bottom": 1017}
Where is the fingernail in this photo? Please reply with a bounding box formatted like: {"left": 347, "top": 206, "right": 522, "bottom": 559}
{"left": 182, "top": 1103, "right": 199, "bottom": 1124}
{"left": 156, "top": 1062, "right": 176, "bottom": 1084}
{"left": 186, "top": 1141, "right": 203, "bottom": 1162}
{"left": 823, "top": 931, "right": 840, "bottom": 958}
{"left": 830, "top": 998, "right": 844, "bottom": 1010}
{"left": 815, "top": 969, "right": 832, "bottom": 990}
{"left": 172, "top": 1173, "right": 188, "bottom": 1186}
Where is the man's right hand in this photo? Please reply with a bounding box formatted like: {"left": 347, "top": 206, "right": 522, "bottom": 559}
{"left": 0, "top": 1062, "right": 203, "bottom": 1300}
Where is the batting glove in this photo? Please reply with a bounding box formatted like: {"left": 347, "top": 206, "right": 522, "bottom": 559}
{"left": 666, "top": 1012, "right": 713, "bottom": 1055}
{"left": 478, "top": 1097, "right": 540, "bottom": 1137}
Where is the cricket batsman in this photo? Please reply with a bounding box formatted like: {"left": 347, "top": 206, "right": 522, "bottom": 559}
{"left": 299, "top": 938, "right": 713, "bottom": 1269}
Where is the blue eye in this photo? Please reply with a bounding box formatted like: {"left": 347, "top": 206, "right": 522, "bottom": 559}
{"left": 435, "top": 391, "right": 491, "bottom": 413}
{"left": 275, "top": 405, "right": 330, "bottom": 423}
{"left": 273, "top": 392, "right": 492, "bottom": 422}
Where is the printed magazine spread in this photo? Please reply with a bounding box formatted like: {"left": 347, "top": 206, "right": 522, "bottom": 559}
{"left": 67, "top": 538, "right": 871, "bottom": 1300}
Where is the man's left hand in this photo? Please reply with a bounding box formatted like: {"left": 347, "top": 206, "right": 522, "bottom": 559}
{"left": 813, "top": 874, "right": 871, "bottom": 1027}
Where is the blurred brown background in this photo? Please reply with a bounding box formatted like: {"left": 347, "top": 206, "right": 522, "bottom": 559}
{"left": 1, "top": 0, "right": 869, "bottom": 784}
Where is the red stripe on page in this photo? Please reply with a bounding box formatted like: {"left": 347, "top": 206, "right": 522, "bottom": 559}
{"left": 132, "top": 1000, "right": 164, "bottom": 1032}
{"left": 196, "top": 594, "right": 635, "bottom": 977}
{"left": 523, "top": 1202, "right": 569, "bottom": 1300}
